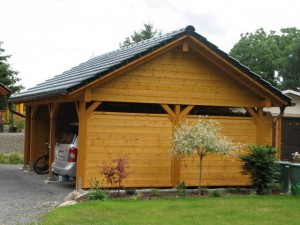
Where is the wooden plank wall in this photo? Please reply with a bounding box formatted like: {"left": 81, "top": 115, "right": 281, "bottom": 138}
{"left": 34, "top": 105, "right": 50, "bottom": 160}
{"left": 91, "top": 49, "right": 261, "bottom": 107}
{"left": 180, "top": 116, "right": 255, "bottom": 186}
{"left": 84, "top": 112, "right": 173, "bottom": 188}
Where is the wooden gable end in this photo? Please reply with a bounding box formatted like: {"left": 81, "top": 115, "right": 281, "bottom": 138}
{"left": 91, "top": 47, "right": 264, "bottom": 107}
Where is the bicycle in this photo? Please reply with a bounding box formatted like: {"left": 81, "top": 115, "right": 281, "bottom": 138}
{"left": 33, "top": 140, "right": 50, "bottom": 174}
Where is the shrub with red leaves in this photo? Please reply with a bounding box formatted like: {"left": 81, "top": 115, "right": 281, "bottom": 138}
{"left": 100, "top": 158, "right": 130, "bottom": 195}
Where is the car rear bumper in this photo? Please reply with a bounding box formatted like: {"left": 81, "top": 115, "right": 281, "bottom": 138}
{"left": 51, "top": 162, "right": 76, "bottom": 177}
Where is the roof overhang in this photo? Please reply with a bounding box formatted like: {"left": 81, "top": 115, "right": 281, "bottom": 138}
{"left": 0, "top": 83, "right": 11, "bottom": 96}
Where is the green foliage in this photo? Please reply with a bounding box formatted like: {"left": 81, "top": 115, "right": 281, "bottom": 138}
{"left": 172, "top": 118, "right": 240, "bottom": 195}
{"left": 229, "top": 27, "right": 300, "bottom": 90}
{"left": 0, "top": 151, "right": 23, "bottom": 164}
{"left": 281, "top": 39, "right": 300, "bottom": 90}
{"left": 210, "top": 189, "right": 223, "bottom": 197}
{"left": 177, "top": 181, "right": 187, "bottom": 198}
{"left": 88, "top": 178, "right": 108, "bottom": 201}
{"left": 119, "top": 23, "right": 161, "bottom": 47}
{"left": 239, "top": 145, "right": 280, "bottom": 195}
{"left": 0, "top": 41, "right": 23, "bottom": 94}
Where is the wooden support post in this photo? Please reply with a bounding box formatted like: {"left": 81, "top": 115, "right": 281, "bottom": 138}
{"left": 256, "top": 107, "right": 264, "bottom": 145}
{"left": 48, "top": 103, "right": 59, "bottom": 180}
{"left": 76, "top": 100, "right": 87, "bottom": 190}
{"left": 246, "top": 107, "right": 265, "bottom": 145}
{"left": 29, "top": 105, "right": 38, "bottom": 169}
{"left": 161, "top": 104, "right": 194, "bottom": 187}
{"left": 23, "top": 106, "right": 31, "bottom": 169}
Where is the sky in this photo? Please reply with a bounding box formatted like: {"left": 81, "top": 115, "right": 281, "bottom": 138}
{"left": 1, "top": 0, "right": 300, "bottom": 90}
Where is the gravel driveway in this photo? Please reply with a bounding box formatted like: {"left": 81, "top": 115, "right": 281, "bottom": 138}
{"left": 0, "top": 164, "right": 75, "bottom": 225}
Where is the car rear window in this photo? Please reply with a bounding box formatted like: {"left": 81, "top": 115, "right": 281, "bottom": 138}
{"left": 60, "top": 132, "right": 76, "bottom": 144}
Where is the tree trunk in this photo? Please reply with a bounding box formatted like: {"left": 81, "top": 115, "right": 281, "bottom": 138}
{"left": 198, "top": 156, "right": 203, "bottom": 196}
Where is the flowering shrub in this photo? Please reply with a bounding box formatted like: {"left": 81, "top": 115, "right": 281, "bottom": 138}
{"left": 292, "top": 152, "right": 300, "bottom": 163}
{"left": 172, "top": 118, "right": 240, "bottom": 195}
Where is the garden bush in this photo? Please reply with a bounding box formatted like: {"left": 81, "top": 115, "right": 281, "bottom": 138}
{"left": 239, "top": 145, "right": 280, "bottom": 195}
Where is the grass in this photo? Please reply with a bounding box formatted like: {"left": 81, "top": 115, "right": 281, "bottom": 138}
{"left": 0, "top": 151, "right": 23, "bottom": 164}
{"left": 38, "top": 195, "right": 299, "bottom": 225}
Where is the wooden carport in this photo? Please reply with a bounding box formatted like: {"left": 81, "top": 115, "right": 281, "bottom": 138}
{"left": 9, "top": 26, "right": 292, "bottom": 189}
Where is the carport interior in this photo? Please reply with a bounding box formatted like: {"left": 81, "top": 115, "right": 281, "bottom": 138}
{"left": 25, "top": 102, "right": 78, "bottom": 179}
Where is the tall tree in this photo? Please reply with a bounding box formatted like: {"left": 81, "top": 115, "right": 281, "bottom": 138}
{"left": 281, "top": 39, "right": 300, "bottom": 90}
{"left": 120, "top": 23, "right": 161, "bottom": 47}
{"left": 229, "top": 28, "right": 300, "bottom": 90}
{"left": 0, "top": 41, "right": 23, "bottom": 94}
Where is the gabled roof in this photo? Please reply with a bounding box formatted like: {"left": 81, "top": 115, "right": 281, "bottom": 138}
{"left": 0, "top": 82, "right": 11, "bottom": 96}
{"left": 9, "top": 25, "right": 291, "bottom": 105}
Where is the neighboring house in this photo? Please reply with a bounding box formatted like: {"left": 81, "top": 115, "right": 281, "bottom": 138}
{"left": 0, "top": 82, "right": 10, "bottom": 96}
{"left": 0, "top": 82, "right": 24, "bottom": 125}
{"left": 265, "top": 90, "right": 300, "bottom": 161}
{"left": 9, "top": 26, "right": 291, "bottom": 189}
{"left": 0, "top": 83, "right": 11, "bottom": 125}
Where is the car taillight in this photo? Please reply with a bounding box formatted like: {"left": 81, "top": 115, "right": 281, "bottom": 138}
{"left": 68, "top": 147, "right": 77, "bottom": 162}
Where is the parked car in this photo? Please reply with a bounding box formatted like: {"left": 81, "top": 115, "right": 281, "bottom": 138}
{"left": 51, "top": 123, "right": 78, "bottom": 178}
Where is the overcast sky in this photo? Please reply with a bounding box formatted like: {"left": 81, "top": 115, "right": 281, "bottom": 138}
{"left": 1, "top": 0, "right": 300, "bottom": 90}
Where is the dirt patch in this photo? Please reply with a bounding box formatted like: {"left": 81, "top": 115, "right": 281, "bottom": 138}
{"left": 0, "top": 133, "right": 24, "bottom": 153}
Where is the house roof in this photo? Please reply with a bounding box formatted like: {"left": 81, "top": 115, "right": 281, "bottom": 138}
{"left": 283, "top": 89, "right": 300, "bottom": 97}
{"left": 9, "top": 25, "right": 292, "bottom": 105}
{"left": 0, "top": 82, "right": 11, "bottom": 96}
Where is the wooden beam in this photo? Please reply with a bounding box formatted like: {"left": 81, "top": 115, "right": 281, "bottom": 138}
{"left": 74, "top": 101, "right": 79, "bottom": 119}
{"left": 84, "top": 89, "right": 92, "bottom": 102}
{"left": 86, "top": 102, "right": 102, "bottom": 118}
{"left": 245, "top": 107, "right": 259, "bottom": 123}
{"left": 182, "top": 40, "right": 189, "bottom": 52}
{"left": 161, "top": 104, "right": 176, "bottom": 124}
{"left": 175, "top": 105, "right": 181, "bottom": 123}
{"left": 180, "top": 105, "right": 194, "bottom": 120}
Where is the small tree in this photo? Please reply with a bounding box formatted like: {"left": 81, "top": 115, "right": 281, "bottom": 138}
{"left": 99, "top": 158, "right": 130, "bottom": 196}
{"left": 172, "top": 118, "right": 239, "bottom": 195}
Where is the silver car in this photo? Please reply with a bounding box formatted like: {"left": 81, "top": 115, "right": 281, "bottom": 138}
{"left": 51, "top": 128, "right": 78, "bottom": 178}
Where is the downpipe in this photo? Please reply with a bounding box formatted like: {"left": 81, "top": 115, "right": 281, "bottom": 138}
{"left": 272, "top": 106, "right": 286, "bottom": 148}
{"left": 8, "top": 102, "right": 25, "bottom": 119}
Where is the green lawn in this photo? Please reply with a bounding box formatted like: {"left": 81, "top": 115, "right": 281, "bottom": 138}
{"left": 39, "top": 195, "right": 299, "bottom": 225}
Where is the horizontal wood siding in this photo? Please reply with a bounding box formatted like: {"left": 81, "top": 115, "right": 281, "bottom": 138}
{"left": 84, "top": 112, "right": 173, "bottom": 188}
{"left": 180, "top": 116, "right": 255, "bottom": 186}
{"left": 263, "top": 116, "right": 273, "bottom": 146}
{"left": 34, "top": 105, "right": 50, "bottom": 159}
{"left": 92, "top": 49, "right": 261, "bottom": 107}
